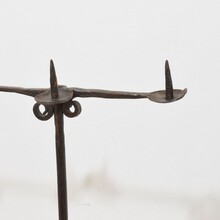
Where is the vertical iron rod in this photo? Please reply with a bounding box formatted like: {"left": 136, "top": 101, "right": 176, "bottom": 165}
{"left": 54, "top": 104, "right": 68, "bottom": 220}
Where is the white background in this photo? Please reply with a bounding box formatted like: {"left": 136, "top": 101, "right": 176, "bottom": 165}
{"left": 0, "top": 0, "right": 220, "bottom": 219}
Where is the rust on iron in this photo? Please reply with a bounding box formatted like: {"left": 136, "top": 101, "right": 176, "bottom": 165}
{"left": 0, "top": 59, "right": 187, "bottom": 220}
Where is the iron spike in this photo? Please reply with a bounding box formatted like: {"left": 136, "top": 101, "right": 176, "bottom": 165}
{"left": 50, "top": 59, "right": 59, "bottom": 99}
{"left": 165, "top": 60, "right": 174, "bottom": 100}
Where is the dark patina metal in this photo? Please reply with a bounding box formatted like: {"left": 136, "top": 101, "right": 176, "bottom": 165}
{"left": 0, "top": 59, "right": 187, "bottom": 220}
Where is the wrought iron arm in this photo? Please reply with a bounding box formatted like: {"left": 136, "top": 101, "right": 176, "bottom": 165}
{"left": 0, "top": 60, "right": 187, "bottom": 103}
{"left": 71, "top": 87, "right": 187, "bottom": 103}
{"left": 0, "top": 86, "right": 47, "bottom": 97}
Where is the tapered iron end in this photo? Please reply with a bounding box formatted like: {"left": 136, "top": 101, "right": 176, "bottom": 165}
{"left": 50, "top": 59, "right": 59, "bottom": 99}
{"left": 147, "top": 60, "right": 187, "bottom": 103}
{"left": 165, "top": 60, "right": 174, "bottom": 100}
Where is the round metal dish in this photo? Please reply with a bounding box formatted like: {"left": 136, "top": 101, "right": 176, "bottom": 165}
{"left": 35, "top": 86, "right": 73, "bottom": 105}
{"left": 148, "top": 88, "right": 187, "bottom": 103}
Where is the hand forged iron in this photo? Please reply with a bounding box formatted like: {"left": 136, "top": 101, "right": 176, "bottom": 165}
{"left": 0, "top": 60, "right": 187, "bottom": 220}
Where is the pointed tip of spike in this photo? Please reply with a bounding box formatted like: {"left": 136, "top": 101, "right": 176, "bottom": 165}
{"left": 50, "top": 59, "right": 55, "bottom": 73}
{"left": 50, "top": 59, "right": 59, "bottom": 99}
{"left": 50, "top": 59, "right": 56, "bottom": 80}
{"left": 165, "top": 60, "right": 174, "bottom": 100}
{"left": 50, "top": 59, "right": 54, "bottom": 66}
{"left": 165, "top": 60, "right": 170, "bottom": 72}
